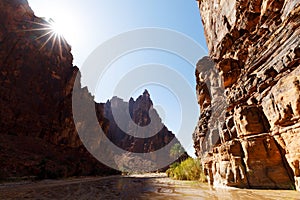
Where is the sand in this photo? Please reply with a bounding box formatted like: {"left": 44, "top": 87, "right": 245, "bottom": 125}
{"left": 0, "top": 173, "right": 299, "bottom": 200}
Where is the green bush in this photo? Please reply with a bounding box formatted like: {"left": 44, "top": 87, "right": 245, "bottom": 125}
{"left": 166, "top": 158, "right": 207, "bottom": 182}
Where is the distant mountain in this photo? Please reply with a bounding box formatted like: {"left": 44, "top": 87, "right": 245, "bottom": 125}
{"left": 105, "top": 90, "right": 175, "bottom": 153}
{"left": 103, "top": 90, "right": 188, "bottom": 172}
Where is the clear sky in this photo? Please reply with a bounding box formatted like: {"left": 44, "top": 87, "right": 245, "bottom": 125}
{"left": 28, "top": 0, "right": 208, "bottom": 156}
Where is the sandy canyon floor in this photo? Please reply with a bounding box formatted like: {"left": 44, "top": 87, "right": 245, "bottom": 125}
{"left": 0, "top": 173, "right": 299, "bottom": 200}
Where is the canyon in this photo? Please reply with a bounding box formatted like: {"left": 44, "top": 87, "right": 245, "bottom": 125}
{"left": 194, "top": 0, "right": 300, "bottom": 191}
{"left": 1, "top": 0, "right": 300, "bottom": 195}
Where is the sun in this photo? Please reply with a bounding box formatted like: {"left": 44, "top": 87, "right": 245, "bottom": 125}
{"left": 24, "top": 18, "right": 71, "bottom": 57}
{"left": 49, "top": 19, "right": 66, "bottom": 37}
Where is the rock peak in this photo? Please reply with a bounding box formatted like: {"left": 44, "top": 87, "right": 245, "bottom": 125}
{"left": 143, "top": 89, "right": 150, "bottom": 97}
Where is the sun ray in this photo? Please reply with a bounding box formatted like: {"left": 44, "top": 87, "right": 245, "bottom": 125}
{"left": 57, "top": 35, "right": 63, "bottom": 58}
{"left": 35, "top": 31, "right": 53, "bottom": 41}
{"left": 39, "top": 32, "right": 56, "bottom": 50}
{"left": 22, "top": 19, "right": 69, "bottom": 56}
{"left": 50, "top": 33, "right": 57, "bottom": 53}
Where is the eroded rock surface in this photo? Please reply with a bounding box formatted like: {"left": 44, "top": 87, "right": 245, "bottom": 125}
{"left": 0, "top": 0, "right": 119, "bottom": 178}
{"left": 194, "top": 0, "right": 300, "bottom": 190}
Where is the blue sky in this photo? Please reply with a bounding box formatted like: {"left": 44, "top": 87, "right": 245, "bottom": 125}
{"left": 28, "top": 0, "right": 208, "bottom": 156}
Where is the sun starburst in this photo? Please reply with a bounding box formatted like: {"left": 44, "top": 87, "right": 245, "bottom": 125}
{"left": 24, "top": 18, "right": 69, "bottom": 58}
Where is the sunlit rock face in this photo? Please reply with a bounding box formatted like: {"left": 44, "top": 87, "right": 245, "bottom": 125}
{"left": 194, "top": 0, "right": 300, "bottom": 190}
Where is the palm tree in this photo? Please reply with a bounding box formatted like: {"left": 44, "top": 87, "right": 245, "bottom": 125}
{"left": 170, "top": 143, "right": 185, "bottom": 159}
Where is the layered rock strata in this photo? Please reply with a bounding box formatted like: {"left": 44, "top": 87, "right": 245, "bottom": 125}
{"left": 194, "top": 0, "right": 300, "bottom": 190}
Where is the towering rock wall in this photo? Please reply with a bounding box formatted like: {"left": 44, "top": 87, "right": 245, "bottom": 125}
{"left": 0, "top": 0, "right": 117, "bottom": 178}
{"left": 194, "top": 0, "right": 300, "bottom": 190}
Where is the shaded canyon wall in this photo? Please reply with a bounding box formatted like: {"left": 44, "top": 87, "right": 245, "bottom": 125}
{"left": 0, "top": 0, "right": 118, "bottom": 178}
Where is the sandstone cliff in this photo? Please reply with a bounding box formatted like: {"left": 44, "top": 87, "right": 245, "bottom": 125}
{"left": 194, "top": 0, "right": 300, "bottom": 190}
{"left": 0, "top": 0, "right": 119, "bottom": 178}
